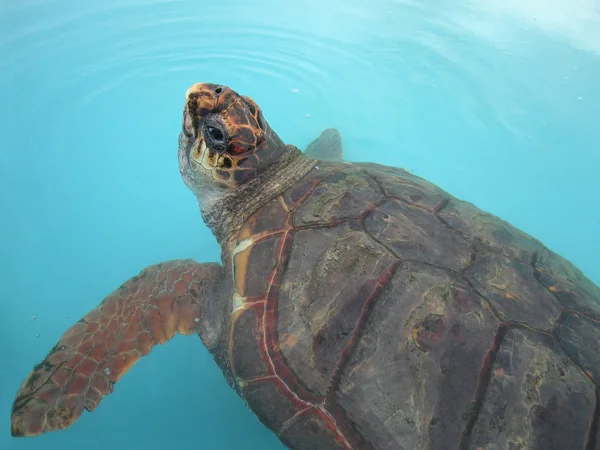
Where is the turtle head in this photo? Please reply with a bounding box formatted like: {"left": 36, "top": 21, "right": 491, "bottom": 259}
{"left": 178, "top": 82, "right": 288, "bottom": 208}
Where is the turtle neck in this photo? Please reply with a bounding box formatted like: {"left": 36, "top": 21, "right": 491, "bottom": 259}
{"left": 200, "top": 145, "right": 318, "bottom": 243}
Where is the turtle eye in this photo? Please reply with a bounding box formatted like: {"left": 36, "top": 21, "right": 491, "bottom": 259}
{"left": 206, "top": 126, "right": 225, "bottom": 142}
{"left": 203, "top": 120, "right": 228, "bottom": 153}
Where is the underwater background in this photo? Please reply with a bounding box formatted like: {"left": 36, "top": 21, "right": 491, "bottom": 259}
{"left": 1, "top": 0, "right": 599, "bottom": 449}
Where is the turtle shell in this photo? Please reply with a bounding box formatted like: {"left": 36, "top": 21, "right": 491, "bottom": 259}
{"left": 220, "top": 161, "right": 600, "bottom": 450}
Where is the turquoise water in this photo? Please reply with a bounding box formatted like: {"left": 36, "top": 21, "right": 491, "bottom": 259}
{"left": 1, "top": 0, "right": 599, "bottom": 449}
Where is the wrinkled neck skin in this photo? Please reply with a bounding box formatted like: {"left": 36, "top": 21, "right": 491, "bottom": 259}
{"left": 178, "top": 132, "right": 318, "bottom": 242}
{"left": 177, "top": 133, "right": 226, "bottom": 212}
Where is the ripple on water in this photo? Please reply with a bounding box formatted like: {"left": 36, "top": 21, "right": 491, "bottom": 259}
{"left": 1, "top": 1, "right": 407, "bottom": 112}
{"left": 1, "top": 5, "right": 423, "bottom": 178}
{"left": 0, "top": 0, "right": 546, "bottom": 170}
{"left": 1, "top": 0, "right": 596, "bottom": 202}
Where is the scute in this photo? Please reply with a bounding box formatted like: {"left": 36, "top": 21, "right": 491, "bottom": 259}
{"left": 437, "top": 198, "right": 544, "bottom": 264}
{"left": 334, "top": 263, "right": 499, "bottom": 450}
{"left": 234, "top": 235, "right": 281, "bottom": 297}
{"left": 535, "top": 247, "right": 600, "bottom": 317}
{"left": 242, "top": 380, "right": 300, "bottom": 431}
{"left": 230, "top": 308, "right": 268, "bottom": 380}
{"left": 468, "top": 328, "right": 596, "bottom": 450}
{"left": 364, "top": 198, "right": 471, "bottom": 271}
{"left": 557, "top": 313, "right": 600, "bottom": 382}
{"left": 277, "top": 221, "right": 397, "bottom": 397}
{"left": 237, "top": 196, "right": 289, "bottom": 240}
{"left": 292, "top": 170, "right": 383, "bottom": 226}
{"left": 464, "top": 251, "right": 563, "bottom": 329}
{"left": 359, "top": 163, "right": 449, "bottom": 212}
{"left": 282, "top": 163, "right": 341, "bottom": 210}
{"left": 279, "top": 413, "right": 349, "bottom": 450}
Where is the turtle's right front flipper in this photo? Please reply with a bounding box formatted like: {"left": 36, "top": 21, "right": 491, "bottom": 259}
{"left": 305, "top": 128, "right": 344, "bottom": 162}
{"left": 11, "top": 260, "right": 223, "bottom": 437}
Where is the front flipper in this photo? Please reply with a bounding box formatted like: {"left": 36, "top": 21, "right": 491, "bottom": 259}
{"left": 11, "top": 259, "right": 222, "bottom": 437}
{"left": 305, "top": 128, "right": 344, "bottom": 162}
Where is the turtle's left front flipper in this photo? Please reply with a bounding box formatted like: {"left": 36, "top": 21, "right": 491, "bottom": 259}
{"left": 11, "top": 260, "right": 222, "bottom": 437}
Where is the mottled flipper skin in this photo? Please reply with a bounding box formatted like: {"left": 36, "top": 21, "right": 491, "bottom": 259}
{"left": 11, "top": 260, "right": 223, "bottom": 437}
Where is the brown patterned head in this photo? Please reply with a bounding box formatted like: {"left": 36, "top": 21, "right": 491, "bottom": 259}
{"left": 178, "top": 82, "right": 288, "bottom": 205}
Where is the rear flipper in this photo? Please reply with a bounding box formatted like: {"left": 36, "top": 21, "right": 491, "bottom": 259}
{"left": 305, "top": 128, "right": 344, "bottom": 162}
{"left": 11, "top": 260, "right": 222, "bottom": 437}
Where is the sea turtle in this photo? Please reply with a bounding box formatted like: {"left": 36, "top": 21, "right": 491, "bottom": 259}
{"left": 11, "top": 82, "right": 600, "bottom": 450}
